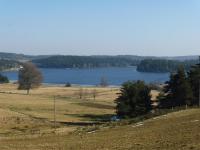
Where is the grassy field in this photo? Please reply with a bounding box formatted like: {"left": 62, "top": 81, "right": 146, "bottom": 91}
{"left": 0, "top": 83, "right": 200, "bottom": 150}
{"left": 0, "top": 84, "right": 118, "bottom": 135}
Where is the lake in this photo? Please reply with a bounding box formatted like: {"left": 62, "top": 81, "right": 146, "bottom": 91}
{"left": 2, "top": 67, "right": 169, "bottom": 86}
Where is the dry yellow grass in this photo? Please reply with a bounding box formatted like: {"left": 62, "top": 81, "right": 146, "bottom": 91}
{"left": 0, "top": 84, "right": 160, "bottom": 136}
{"left": 2, "top": 83, "right": 198, "bottom": 150}
{"left": 0, "top": 83, "right": 118, "bottom": 137}
{"left": 1, "top": 108, "right": 200, "bottom": 150}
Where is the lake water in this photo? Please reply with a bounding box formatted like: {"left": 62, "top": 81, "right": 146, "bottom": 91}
{"left": 2, "top": 67, "right": 169, "bottom": 86}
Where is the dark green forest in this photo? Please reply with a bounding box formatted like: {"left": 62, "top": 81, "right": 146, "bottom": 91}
{"left": 32, "top": 55, "right": 199, "bottom": 72}
{"left": 137, "top": 59, "right": 198, "bottom": 73}
{"left": 0, "top": 52, "right": 198, "bottom": 73}
{"left": 159, "top": 63, "right": 200, "bottom": 109}
{"left": 32, "top": 55, "right": 141, "bottom": 68}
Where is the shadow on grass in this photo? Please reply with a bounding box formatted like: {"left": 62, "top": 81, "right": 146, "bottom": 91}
{"left": 58, "top": 114, "right": 112, "bottom": 126}
{"left": 57, "top": 121, "right": 103, "bottom": 126}
{"left": 65, "top": 113, "right": 113, "bottom": 123}
{"left": 80, "top": 114, "right": 113, "bottom": 122}
{"left": 75, "top": 102, "right": 114, "bottom": 110}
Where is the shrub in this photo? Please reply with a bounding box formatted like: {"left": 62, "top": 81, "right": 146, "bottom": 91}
{"left": 65, "top": 82, "right": 71, "bottom": 87}
{"left": 0, "top": 74, "right": 9, "bottom": 83}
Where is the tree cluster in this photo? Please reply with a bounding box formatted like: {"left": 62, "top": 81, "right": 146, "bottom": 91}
{"left": 137, "top": 59, "right": 197, "bottom": 73}
{"left": 160, "top": 63, "right": 200, "bottom": 108}
{"left": 115, "top": 62, "right": 200, "bottom": 119}
{"left": 75, "top": 88, "right": 98, "bottom": 100}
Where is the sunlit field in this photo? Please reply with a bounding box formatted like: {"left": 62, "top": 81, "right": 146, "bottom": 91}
{"left": 0, "top": 83, "right": 118, "bottom": 135}
{"left": 0, "top": 84, "right": 200, "bottom": 150}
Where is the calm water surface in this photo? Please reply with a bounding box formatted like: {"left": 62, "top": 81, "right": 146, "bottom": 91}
{"left": 2, "top": 67, "right": 169, "bottom": 86}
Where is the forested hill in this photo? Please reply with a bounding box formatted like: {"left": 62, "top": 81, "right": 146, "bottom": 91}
{"left": 0, "top": 52, "right": 50, "bottom": 62}
{"left": 0, "top": 59, "right": 20, "bottom": 71}
{"left": 0, "top": 52, "right": 199, "bottom": 72}
{"left": 137, "top": 59, "right": 198, "bottom": 73}
{"left": 32, "top": 55, "right": 142, "bottom": 68}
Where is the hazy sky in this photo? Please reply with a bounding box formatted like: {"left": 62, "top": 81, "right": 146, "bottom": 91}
{"left": 0, "top": 0, "right": 200, "bottom": 56}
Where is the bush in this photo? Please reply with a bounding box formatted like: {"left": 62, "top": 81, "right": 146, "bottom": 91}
{"left": 65, "top": 82, "right": 71, "bottom": 87}
{"left": 0, "top": 74, "right": 9, "bottom": 83}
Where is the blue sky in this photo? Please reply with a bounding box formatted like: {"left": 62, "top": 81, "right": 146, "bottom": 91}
{"left": 0, "top": 0, "right": 200, "bottom": 56}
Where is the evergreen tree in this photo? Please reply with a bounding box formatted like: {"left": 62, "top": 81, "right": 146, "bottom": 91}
{"left": 161, "top": 66, "right": 194, "bottom": 108}
{"left": 188, "top": 63, "right": 200, "bottom": 105}
{"left": 115, "top": 81, "right": 152, "bottom": 118}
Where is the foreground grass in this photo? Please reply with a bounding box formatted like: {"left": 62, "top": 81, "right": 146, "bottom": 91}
{"left": 1, "top": 109, "right": 200, "bottom": 150}
{"left": 1, "top": 84, "right": 199, "bottom": 149}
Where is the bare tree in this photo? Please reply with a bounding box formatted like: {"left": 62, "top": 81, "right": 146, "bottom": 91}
{"left": 83, "top": 89, "right": 89, "bottom": 99}
{"left": 92, "top": 88, "right": 97, "bottom": 100}
{"left": 78, "top": 87, "right": 83, "bottom": 99}
{"left": 18, "top": 62, "right": 43, "bottom": 94}
{"left": 100, "top": 77, "right": 108, "bottom": 87}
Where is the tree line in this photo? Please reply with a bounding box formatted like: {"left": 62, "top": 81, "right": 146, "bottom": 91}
{"left": 116, "top": 62, "right": 200, "bottom": 118}
{"left": 137, "top": 59, "right": 198, "bottom": 73}
{"left": 32, "top": 55, "right": 141, "bottom": 68}
{"left": 33, "top": 56, "right": 198, "bottom": 73}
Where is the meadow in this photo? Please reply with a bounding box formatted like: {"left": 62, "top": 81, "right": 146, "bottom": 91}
{"left": 0, "top": 83, "right": 200, "bottom": 150}
{"left": 0, "top": 83, "right": 118, "bottom": 134}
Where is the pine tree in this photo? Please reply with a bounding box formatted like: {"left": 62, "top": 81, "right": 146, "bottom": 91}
{"left": 161, "top": 66, "right": 194, "bottom": 108}
{"left": 115, "top": 81, "right": 152, "bottom": 118}
{"left": 188, "top": 63, "right": 200, "bottom": 105}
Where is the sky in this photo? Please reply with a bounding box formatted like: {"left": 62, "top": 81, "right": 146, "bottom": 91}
{"left": 0, "top": 0, "right": 200, "bottom": 56}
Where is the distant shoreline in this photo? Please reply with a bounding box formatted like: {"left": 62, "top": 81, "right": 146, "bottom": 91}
{"left": 1, "top": 68, "right": 19, "bottom": 72}
{"left": 8, "top": 80, "right": 121, "bottom": 88}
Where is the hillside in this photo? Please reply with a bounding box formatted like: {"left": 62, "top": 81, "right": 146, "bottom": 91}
{"left": 0, "top": 84, "right": 199, "bottom": 149}
{"left": 0, "top": 52, "right": 198, "bottom": 61}
{"left": 32, "top": 55, "right": 199, "bottom": 69}
{"left": 0, "top": 59, "right": 20, "bottom": 71}
{"left": 137, "top": 59, "right": 198, "bottom": 73}
{"left": 1, "top": 107, "right": 200, "bottom": 149}
{"left": 0, "top": 52, "right": 51, "bottom": 71}
{"left": 63, "top": 109, "right": 200, "bottom": 150}
{"left": 32, "top": 55, "right": 142, "bottom": 68}
{"left": 0, "top": 52, "right": 50, "bottom": 62}
{"left": 0, "top": 52, "right": 199, "bottom": 71}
